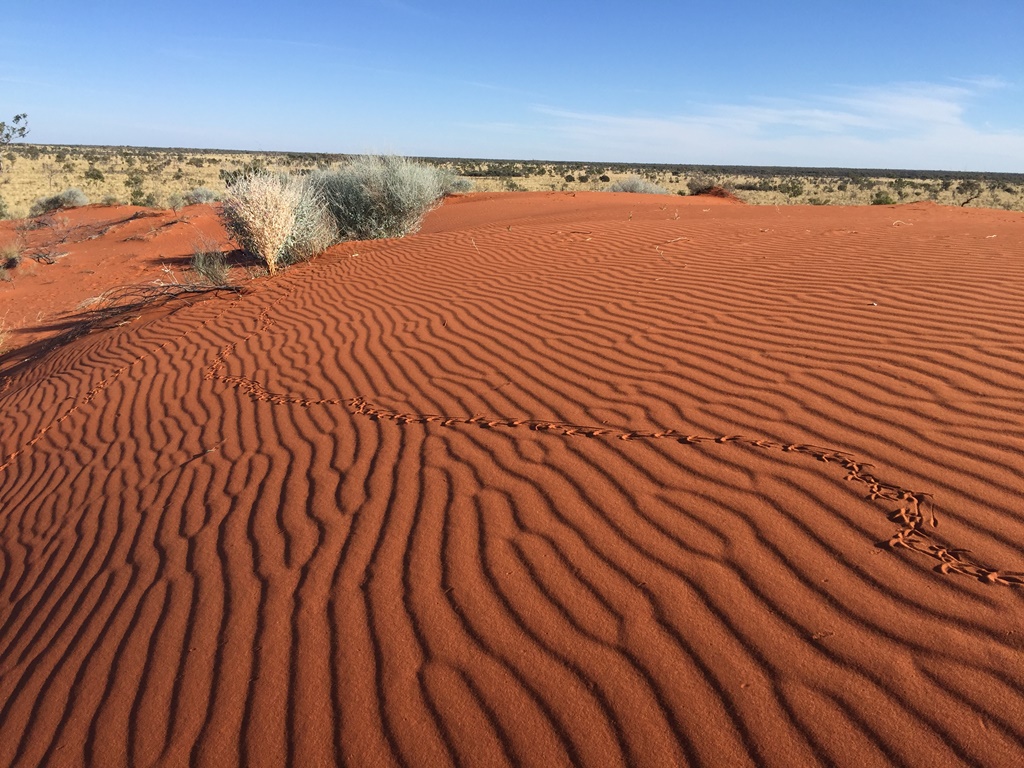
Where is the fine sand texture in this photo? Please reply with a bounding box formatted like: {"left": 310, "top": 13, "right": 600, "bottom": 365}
{"left": 1, "top": 192, "right": 1024, "bottom": 766}
{"left": 0, "top": 203, "right": 232, "bottom": 351}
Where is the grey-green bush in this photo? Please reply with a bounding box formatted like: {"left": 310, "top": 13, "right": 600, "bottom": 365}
{"left": 29, "top": 187, "right": 89, "bottom": 217}
{"left": 282, "top": 175, "right": 337, "bottom": 265}
{"left": 437, "top": 168, "right": 473, "bottom": 195}
{"left": 221, "top": 172, "right": 335, "bottom": 275}
{"left": 317, "top": 155, "right": 446, "bottom": 240}
{"left": 607, "top": 176, "right": 669, "bottom": 194}
{"left": 183, "top": 187, "right": 218, "bottom": 205}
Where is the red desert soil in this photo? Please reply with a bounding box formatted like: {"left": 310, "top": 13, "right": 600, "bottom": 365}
{"left": 0, "top": 203, "right": 232, "bottom": 350}
{"left": 1, "top": 192, "right": 1024, "bottom": 767}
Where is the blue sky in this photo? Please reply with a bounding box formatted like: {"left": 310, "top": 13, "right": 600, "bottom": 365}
{"left": 2, "top": 0, "right": 1022, "bottom": 171}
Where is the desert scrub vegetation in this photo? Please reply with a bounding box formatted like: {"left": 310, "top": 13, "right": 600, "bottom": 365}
{"left": 0, "top": 113, "right": 28, "bottom": 173}
{"left": 220, "top": 172, "right": 336, "bottom": 275}
{"left": 28, "top": 187, "right": 88, "bottom": 217}
{"left": 0, "top": 239, "right": 18, "bottom": 282}
{"left": 190, "top": 237, "right": 231, "bottom": 286}
{"left": 437, "top": 167, "right": 473, "bottom": 195}
{"left": 219, "top": 156, "right": 449, "bottom": 277}
{"left": 1, "top": 238, "right": 24, "bottom": 271}
{"left": 317, "top": 155, "right": 447, "bottom": 239}
{"left": 4, "top": 142, "right": 1024, "bottom": 214}
{"left": 183, "top": 187, "right": 218, "bottom": 205}
{"left": 607, "top": 176, "right": 669, "bottom": 194}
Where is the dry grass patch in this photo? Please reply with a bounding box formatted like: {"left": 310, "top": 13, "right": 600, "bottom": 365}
{"left": 3, "top": 144, "right": 1023, "bottom": 215}
{"left": 606, "top": 176, "right": 669, "bottom": 194}
{"left": 221, "top": 172, "right": 335, "bottom": 274}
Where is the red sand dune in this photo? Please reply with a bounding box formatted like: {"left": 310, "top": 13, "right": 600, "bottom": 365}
{"left": 1, "top": 192, "right": 1024, "bottom": 767}
{"left": 0, "top": 204, "right": 231, "bottom": 351}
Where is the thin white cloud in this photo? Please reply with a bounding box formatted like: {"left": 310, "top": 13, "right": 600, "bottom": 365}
{"left": 951, "top": 75, "right": 1011, "bottom": 90}
{"left": 530, "top": 80, "right": 1024, "bottom": 171}
{"left": 828, "top": 82, "right": 968, "bottom": 129}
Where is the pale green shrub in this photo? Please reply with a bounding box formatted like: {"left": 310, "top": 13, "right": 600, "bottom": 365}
{"left": 283, "top": 176, "right": 337, "bottom": 265}
{"left": 607, "top": 176, "right": 669, "bottom": 194}
{"left": 317, "top": 155, "right": 446, "bottom": 240}
{"left": 29, "top": 187, "right": 89, "bottom": 216}
{"left": 437, "top": 167, "right": 473, "bottom": 194}
{"left": 183, "top": 187, "right": 218, "bottom": 205}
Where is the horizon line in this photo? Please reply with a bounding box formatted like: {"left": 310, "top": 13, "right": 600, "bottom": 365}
{"left": 8, "top": 142, "right": 1024, "bottom": 179}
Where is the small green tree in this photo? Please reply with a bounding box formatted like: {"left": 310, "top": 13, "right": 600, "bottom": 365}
{"left": 124, "top": 170, "right": 146, "bottom": 205}
{"left": 220, "top": 160, "right": 268, "bottom": 186}
{"left": 0, "top": 114, "right": 29, "bottom": 173}
{"left": 778, "top": 178, "right": 805, "bottom": 198}
{"left": 955, "top": 179, "right": 983, "bottom": 207}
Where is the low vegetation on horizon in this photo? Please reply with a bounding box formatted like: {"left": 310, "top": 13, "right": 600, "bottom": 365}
{"left": 0, "top": 152, "right": 465, "bottom": 303}
{"left": 2, "top": 142, "right": 1023, "bottom": 220}
{"left": 2, "top": 118, "right": 1023, "bottom": 321}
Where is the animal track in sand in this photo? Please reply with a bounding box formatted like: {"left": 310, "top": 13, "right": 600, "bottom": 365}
{"left": 4, "top": 255, "right": 1020, "bottom": 590}
{"left": 199, "top": 301, "right": 1024, "bottom": 588}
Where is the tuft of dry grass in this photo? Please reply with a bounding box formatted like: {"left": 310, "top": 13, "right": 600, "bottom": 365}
{"left": 190, "top": 236, "right": 231, "bottom": 286}
{"left": 221, "top": 173, "right": 304, "bottom": 274}
{"left": 1, "top": 238, "right": 24, "bottom": 270}
{"left": 221, "top": 172, "right": 335, "bottom": 274}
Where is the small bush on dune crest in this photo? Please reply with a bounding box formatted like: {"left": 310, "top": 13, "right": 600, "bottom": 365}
{"left": 436, "top": 168, "right": 473, "bottom": 195}
{"left": 220, "top": 172, "right": 335, "bottom": 274}
{"left": 183, "top": 187, "right": 218, "bottom": 205}
{"left": 1, "top": 239, "right": 24, "bottom": 270}
{"left": 222, "top": 156, "right": 450, "bottom": 274}
{"left": 317, "top": 155, "right": 447, "bottom": 240}
{"left": 28, "top": 188, "right": 89, "bottom": 217}
{"left": 607, "top": 176, "right": 668, "bottom": 194}
{"left": 284, "top": 176, "right": 338, "bottom": 264}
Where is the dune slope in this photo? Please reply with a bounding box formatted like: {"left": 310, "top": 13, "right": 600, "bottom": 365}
{"left": 1, "top": 192, "right": 1024, "bottom": 767}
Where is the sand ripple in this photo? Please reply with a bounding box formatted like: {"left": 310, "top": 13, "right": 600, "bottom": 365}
{"left": 2, "top": 194, "right": 1024, "bottom": 766}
